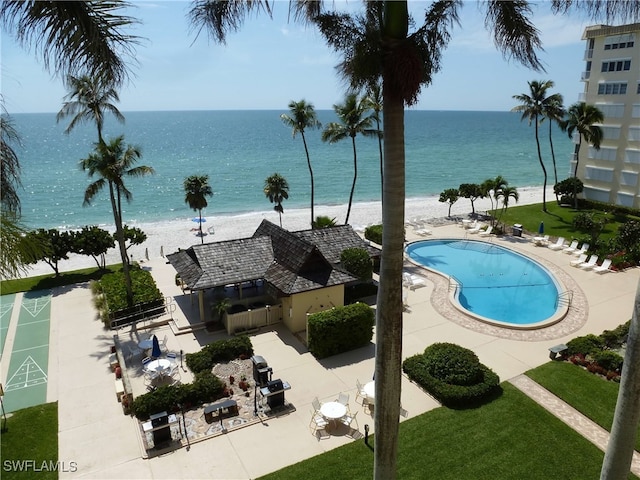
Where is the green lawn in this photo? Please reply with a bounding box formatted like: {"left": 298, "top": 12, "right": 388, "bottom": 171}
{"left": 1, "top": 264, "right": 121, "bottom": 295}
{"left": 527, "top": 360, "right": 640, "bottom": 452}
{"left": 0, "top": 402, "right": 59, "bottom": 480}
{"left": 259, "top": 383, "right": 636, "bottom": 480}
{"left": 495, "top": 201, "right": 638, "bottom": 243}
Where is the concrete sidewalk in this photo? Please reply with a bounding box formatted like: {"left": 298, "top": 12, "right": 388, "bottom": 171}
{"left": 41, "top": 222, "right": 640, "bottom": 479}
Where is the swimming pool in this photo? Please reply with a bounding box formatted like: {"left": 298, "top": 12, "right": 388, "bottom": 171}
{"left": 406, "top": 239, "right": 566, "bottom": 328}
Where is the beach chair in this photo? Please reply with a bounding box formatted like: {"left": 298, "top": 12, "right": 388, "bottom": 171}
{"left": 467, "top": 223, "right": 484, "bottom": 234}
{"left": 415, "top": 227, "right": 432, "bottom": 236}
{"left": 593, "top": 258, "right": 612, "bottom": 274}
{"left": 403, "top": 273, "right": 426, "bottom": 291}
{"left": 562, "top": 240, "right": 579, "bottom": 254}
{"left": 479, "top": 225, "right": 493, "bottom": 237}
{"left": 548, "top": 237, "right": 566, "bottom": 251}
{"left": 570, "top": 253, "right": 588, "bottom": 267}
{"left": 572, "top": 243, "right": 589, "bottom": 257}
{"left": 579, "top": 255, "right": 599, "bottom": 270}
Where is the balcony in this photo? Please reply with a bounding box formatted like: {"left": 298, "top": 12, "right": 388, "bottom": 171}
{"left": 578, "top": 93, "right": 586, "bottom": 102}
{"left": 580, "top": 71, "right": 591, "bottom": 81}
{"left": 584, "top": 48, "right": 593, "bottom": 60}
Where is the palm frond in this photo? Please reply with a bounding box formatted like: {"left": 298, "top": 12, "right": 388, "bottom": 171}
{"left": 189, "top": 0, "right": 272, "bottom": 45}
{"left": 551, "top": 0, "right": 640, "bottom": 23}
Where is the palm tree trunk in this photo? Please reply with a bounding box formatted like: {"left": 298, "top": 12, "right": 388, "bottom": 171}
{"left": 199, "top": 210, "right": 204, "bottom": 244}
{"left": 549, "top": 121, "right": 559, "bottom": 203}
{"left": 376, "top": 118, "right": 384, "bottom": 206}
{"left": 534, "top": 117, "right": 548, "bottom": 212}
{"left": 374, "top": 67, "right": 405, "bottom": 480}
{"left": 345, "top": 137, "right": 358, "bottom": 225}
{"left": 110, "top": 183, "right": 133, "bottom": 306}
{"left": 301, "top": 133, "right": 315, "bottom": 228}
{"left": 600, "top": 279, "right": 640, "bottom": 480}
{"left": 573, "top": 141, "right": 581, "bottom": 210}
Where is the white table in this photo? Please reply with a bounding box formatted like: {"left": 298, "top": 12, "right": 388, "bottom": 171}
{"left": 320, "top": 401, "right": 347, "bottom": 429}
{"left": 363, "top": 381, "right": 375, "bottom": 403}
{"left": 145, "top": 358, "right": 173, "bottom": 378}
{"left": 138, "top": 338, "right": 154, "bottom": 350}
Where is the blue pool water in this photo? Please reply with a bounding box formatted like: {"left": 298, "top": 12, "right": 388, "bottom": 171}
{"left": 406, "top": 239, "right": 560, "bottom": 325}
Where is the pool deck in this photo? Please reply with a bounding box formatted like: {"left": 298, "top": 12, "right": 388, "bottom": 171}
{"left": 6, "top": 219, "right": 639, "bottom": 479}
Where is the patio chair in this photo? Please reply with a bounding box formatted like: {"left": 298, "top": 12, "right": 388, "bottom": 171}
{"left": 341, "top": 410, "right": 358, "bottom": 430}
{"left": 593, "top": 258, "right": 613, "bottom": 274}
{"left": 467, "top": 223, "right": 484, "bottom": 234}
{"left": 160, "top": 334, "right": 168, "bottom": 352}
{"left": 337, "top": 392, "right": 350, "bottom": 407}
{"left": 166, "top": 352, "right": 177, "bottom": 359}
{"left": 570, "top": 253, "right": 588, "bottom": 267}
{"left": 548, "top": 237, "right": 566, "bottom": 251}
{"left": 309, "top": 409, "right": 328, "bottom": 433}
{"left": 312, "top": 397, "right": 322, "bottom": 414}
{"left": 479, "top": 225, "right": 493, "bottom": 237}
{"left": 142, "top": 356, "right": 152, "bottom": 366}
{"left": 562, "top": 240, "right": 579, "bottom": 254}
{"left": 572, "top": 243, "right": 589, "bottom": 257}
{"left": 578, "top": 255, "right": 599, "bottom": 270}
{"left": 355, "top": 380, "right": 368, "bottom": 406}
{"left": 403, "top": 273, "right": 426, "bottom": 291}
{"left": 415, "top": 227, "right": 432, "bottom": 236}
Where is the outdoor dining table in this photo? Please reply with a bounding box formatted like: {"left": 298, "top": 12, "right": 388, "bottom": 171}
{"left": 138, "top": 337, "right": 154, "bottom": 351}
{"left": 145, "top": 358, "right": 173, "bottom": 378}
{"left": 320, "top": 401, "right": 347, "bottom": 430}
{"left": 363, "top": 381, "right": 375, "bottom": 404}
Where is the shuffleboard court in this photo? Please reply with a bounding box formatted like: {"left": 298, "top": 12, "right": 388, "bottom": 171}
{"left": 2, "top": 290, "right": 51, "bottom": 413}
{"left": 0, "top": 293, "right": 16, "bottom": 358}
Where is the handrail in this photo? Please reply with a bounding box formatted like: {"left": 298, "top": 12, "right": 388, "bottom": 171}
{"left": 556, "top": 290, "right": 573, "bottom": 308}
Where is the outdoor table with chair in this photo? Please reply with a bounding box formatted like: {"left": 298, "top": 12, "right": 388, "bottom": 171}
{"left": 144, "top": 358, "right": 174, "bottom": 379}
{"left": 320, "top": 401, "right": 347, "bottom": 430}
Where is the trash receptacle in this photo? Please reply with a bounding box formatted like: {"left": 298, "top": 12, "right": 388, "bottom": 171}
{"left": 512, "top": 224, "right": 523, "bottom": 237}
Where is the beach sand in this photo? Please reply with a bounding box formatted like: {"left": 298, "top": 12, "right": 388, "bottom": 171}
{"left": 21, "top": 186, "right": 552, "bottom": 278}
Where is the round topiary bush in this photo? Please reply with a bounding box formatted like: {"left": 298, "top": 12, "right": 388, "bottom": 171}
{"left": 422, "top": 343, "right": 483, "bottom": 386}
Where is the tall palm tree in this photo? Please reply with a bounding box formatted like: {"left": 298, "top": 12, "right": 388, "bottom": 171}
{"left": 364, "top": 81, "right": 384, "bottom": 205}
{"left": 562, "top": 102, "right": 604, "bottom": 210}
{"left": 57, "top": 74, "right": 125, "bottom": 144}
{"left": 0, "top": 1, "right": 140, "bottom": 88}
{"left": 511, "top": 80, "right": 562, "bottom": 212}
{"left": 264, "top": 173, "right": 289, "bottom": 227}
{"left": 280, "top": 100, "right": 321, "bottom": 228}
{"left": 184, "top": 174, "right": 213, "bottom": 243}
{"left": 322, "top": 92, "right": 376, "bottom": 225}
{"left": 541, "top": 95, "right": 566, "bottom": 196}
{"left": 80, "top": 135, "right": 154, "bottom": 306}
{"left": 495, "top": 184, "right": 519, "bottom": 225}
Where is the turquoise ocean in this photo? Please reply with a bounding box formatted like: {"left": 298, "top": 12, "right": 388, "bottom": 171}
{"left": 12, "top": 110, "right": 573, "bottom": 231}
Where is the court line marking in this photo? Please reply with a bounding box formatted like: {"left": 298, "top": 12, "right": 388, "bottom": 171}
{"left": 5, "top": 355, "right": 48, "bottom": 391}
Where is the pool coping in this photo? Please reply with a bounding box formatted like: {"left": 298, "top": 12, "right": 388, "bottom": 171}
{"left": 404, "top": 238, "right": 589, "bottom": 341}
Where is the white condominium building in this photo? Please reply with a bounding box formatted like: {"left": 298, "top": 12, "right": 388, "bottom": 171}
{"left": 578, "top": 23, "right": 640, "bottom": 209}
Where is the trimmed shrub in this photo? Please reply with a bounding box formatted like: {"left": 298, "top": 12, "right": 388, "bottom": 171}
{"left": 599, "top": 321, "right": 630, "bottom": 349}
{"left": 403, "top": 343, "right": 500, "bottom": 408}
{"left": 566, "top": 334, "right": 604, "bottom": 357}
{"left": 340, "top": 247, "right": 373, "bottom": 281}
{"left": 185, "top": 336, "right": 254, "bottom": 373}
{"left": 307, "top": 302, "right": 375, "bottom": 359}
{"left": 364, "top": 224, "right": 382, "bottom": 245}
{"left": 593, "top": 350, "right": 624, "bottom": 373}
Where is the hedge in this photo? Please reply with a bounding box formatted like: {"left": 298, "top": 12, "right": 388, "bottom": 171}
{"left": 364, "top": 224, "right": 382, "bottom": 245}
{"left": 185, "top": 336, "right": 254, "bottom": 374}
{"left": 307, "top": 302, "right": 375, "bottom": 359}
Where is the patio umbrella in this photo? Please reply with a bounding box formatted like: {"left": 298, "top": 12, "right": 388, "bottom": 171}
{"left": 192, "top": 217, "right": 207, "bottom": 223}
{"left": 151, "top": 335, "right": 162, "bottom": 359}
{"left": 538, "top": 221, "right": 545, "bottom": 234}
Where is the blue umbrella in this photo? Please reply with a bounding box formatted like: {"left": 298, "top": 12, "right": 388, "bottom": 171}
{"left": 192, "top": 217, "right": 206, "bottom": 223}
{"left": 151, "top": 335, "right": 162, "bottom": 359}
{"left": 538, "top": 221, "right": 544, "bottom": 234}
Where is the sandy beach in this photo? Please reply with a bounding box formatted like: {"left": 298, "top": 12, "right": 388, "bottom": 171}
{"left": 21, "top": 186, "right": 552, "bottom": 278}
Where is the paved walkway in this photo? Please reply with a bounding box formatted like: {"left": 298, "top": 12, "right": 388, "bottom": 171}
{"left": 510, "top": 375, "right": 640, "bottom": 477}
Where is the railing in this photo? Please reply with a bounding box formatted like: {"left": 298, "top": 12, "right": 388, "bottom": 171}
{"left": 556, "top": 291, "right": 573, "bottom": 308}
{"left": 581, "top": 71, "right": 591, "bottom": 81}
{"left": 109, "top": 296, "right": 175, "bottom": 329}
{"left": 584, "top": 48, "right": 593, "bottom": 60}
{"left": 224, "top": 304, "right": 283, "bottom": 335}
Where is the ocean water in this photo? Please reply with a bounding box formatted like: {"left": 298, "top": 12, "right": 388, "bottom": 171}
{"left": 10, "top": 110, "right": 573, "bottom": 231}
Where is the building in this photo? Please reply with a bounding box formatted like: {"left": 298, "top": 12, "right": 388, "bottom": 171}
{"left": 167, "top": 220, "right": 380, "bottom": 335}
{"left": 578, "top": 23, "right": 640, "bottom": 209}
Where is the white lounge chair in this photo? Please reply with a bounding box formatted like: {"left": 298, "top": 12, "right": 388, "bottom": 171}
{"left": 548, "top": 237, "right": 566, "bottom": 251}
{"left": 562, "top": 240, "right": 579, "bottom": 254}
{"left": 467, "top": 223, "right": 484, "bottom": 234}
{"left": 403, "top": 273, "right": 426, "bottom": 290}
{"left": 415, "top": 227, "right": 432, "bottom": 236}
{"left": 479, "top": 225, "right": 493, "bottom": 237}
{"left": 579, "top": 255, "right": 599, "bottom": 270}
{"left": 572, "top": 243, "right": 589, "bottom": 257}
{"left": 570, "top": 253, "right": 588, "bottom": 267}
{"left": 533, "top": 235, "right": 549, "bottom": 246}
{"left": 593, "top": 258, "right": 613, "bottom": 274}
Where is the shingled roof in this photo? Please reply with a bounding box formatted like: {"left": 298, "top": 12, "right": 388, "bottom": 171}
{"left": 167, "top": 220, "right": 378, "bottom": 295}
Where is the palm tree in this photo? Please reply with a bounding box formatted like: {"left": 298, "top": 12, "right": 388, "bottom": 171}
{"left": 57, "top": 74, "right": 125, "bottom": 144}
{"left": 562, "top": 102, "right": 604, "bottom": 210}
{"left": 495, "top": 185, "right": 519, "bottom": 225}
{"left": 541, "top": 95, "right": 566, "bottom": 199}
{"left": 264, "top": 173, "right": 289, "bottom": 227}
{"left": 184, "top": 174, "right": 213, "bottom": 243}
{"left": 0, "top": 1, "right": 140, "bottom": 88}
{"left": 364, "top": 81, "right": 384, "bottom": 205}
{"left": 80, "top": 135, "right": 154, "bottom": 306}
{"left": 321, "top": 92, "right": 376, "bottom": 224}
{"left": 511, "top": 80, "right": 562, "bottom": 212}
{"left": 1, "top": 108, "right": 22, "bottom": 216}
{"left": 280, "top": 100, "right": 321, "bottom": 228}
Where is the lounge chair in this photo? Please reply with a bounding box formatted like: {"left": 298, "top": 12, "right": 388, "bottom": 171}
{"left": 403, "top": 273, "right": 426, "bottom": 290}
{"left": 593, "top": 258, "right": 613, "bottom": 274}
{"left": 467, "top": 223, "right": 484, "bottom": 234}
{"left": 533, "top": 235, "right": 549, "bottom": 246}
{"left": 572, "top": 243, "right": 589, "bottom": 257}
{"left": 562, "top": 240, "right": 579, "bottom": 254}
{"left": 570, "top": 253, "right": 588, "bottom": 267}
{"left": 415, "top": 227, "right": 432, "bottom": 236}
{"left": 579, "top": 255, "right": 599, "bottom": 270}
{"left": 548, "top": 237, "right": 566, "bottom": 251}
{"left": 479, "top": 225, "right": 493, "bottom": 237}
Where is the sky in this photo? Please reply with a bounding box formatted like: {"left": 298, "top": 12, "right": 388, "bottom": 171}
{"left": 1, "top": 1, "right": 596, "bottom": 114}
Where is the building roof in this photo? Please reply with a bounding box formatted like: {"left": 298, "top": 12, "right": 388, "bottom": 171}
{"left": 167, "top": 220, "right": 379, "bottom": 295}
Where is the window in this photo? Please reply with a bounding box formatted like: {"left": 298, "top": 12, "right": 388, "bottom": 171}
{"left": 595, "top": 103, "right": 624, "bottom": 118}
{"left": 601, "top": 59, "right": 631, "bottom": 72}
{"left": 597, "top": 82, "right": 628, "bottom": 95}
{"left": 604, "top": 33, "right": 636, "bottom": 50}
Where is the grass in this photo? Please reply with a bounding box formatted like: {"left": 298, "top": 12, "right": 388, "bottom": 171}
{"left": 259, "top": 383, "right": 636, "bottom": 480}
{"left": 527, "top": 360, "right": 640, "bottom": 452}
{"left": 0, "top": 402, "right": 59, "bottom": 480}
{"left": 1, "top": 264, "right": 121, "bottom": 295}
